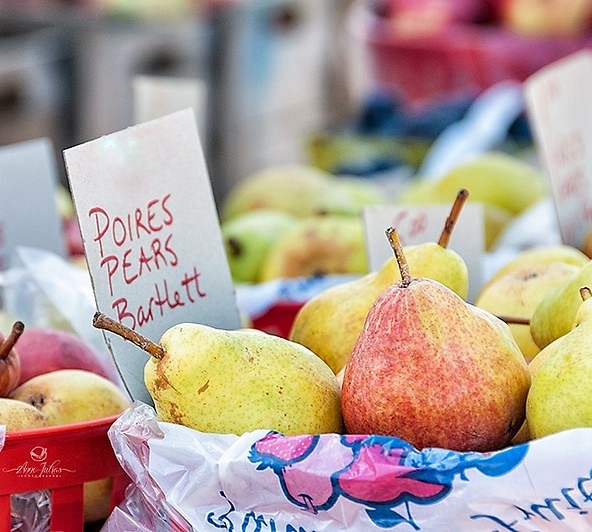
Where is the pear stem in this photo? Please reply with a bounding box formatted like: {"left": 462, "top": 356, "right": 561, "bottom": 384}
{"left": 385, "top": 226, "right": 411, "bottom": 287}
{"left": 438, "top": 188, "right": 469, "bottom": 248}
{"left": 580, "top": 286, "right": 592, "bottom": 301}
{"left": 92, "top": 311, "right": 165, "bottom": 360}
{"left": 496, "top": 315, "right": 530, "bottom": 326}
{"left": 0, "top": 321, "right": 24, "bottom": 361}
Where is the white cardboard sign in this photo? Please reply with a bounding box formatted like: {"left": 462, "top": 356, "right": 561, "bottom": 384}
{"left": 525, "top": 50, "right": 592, "bottom": 248}
{"left": 64, "top": 109, "right": 241, "bottom": 404}
{"left": 133, "top": 75, "right": 207, "bottom": 139}
{"left": 363, "top": 203, "right": 484, "bottom": 302}
{"left": 0, "top": 138, "right": 66, "bottom": 269}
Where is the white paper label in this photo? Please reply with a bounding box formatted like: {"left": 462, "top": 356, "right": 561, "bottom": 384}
{"left": 133, "top": 75, "right": 207, "bottom": 139}
{"left": 525, "top": 50, "right": 592, "bottom": 248}
{"left": 64, "top": 109, "right": 241, "bottom": 403}
{"left": 0, "top": 138, "right": 66, "bottom": 269}
{"left": 363, "top": 203, "right": 484, "bottom": 302}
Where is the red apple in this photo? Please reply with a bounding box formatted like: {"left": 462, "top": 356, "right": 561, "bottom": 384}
{"left": 15, "top": 327, "right": 121, "bottom": 387}
{"left": 0, "top": 321, "right": 23, "bottom": 396}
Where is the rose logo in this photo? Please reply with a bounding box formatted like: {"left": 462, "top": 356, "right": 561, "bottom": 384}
{"left": 30, "top": 446, "right": 47, "bottom": 462}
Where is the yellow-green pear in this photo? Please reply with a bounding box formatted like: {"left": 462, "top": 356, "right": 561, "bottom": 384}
{"left": 93, "top": 313, "right": 343, "bottom": 436}
{"left": 530, "top": 259, "right": 592, "bottom": 349}
{"left": 475, "top": 262, "right": 581, "bottom": 362}
{"left": 221, "top": 209, "right": 299, "bottom": 283}
{"left": 10, "top": 369, "right": 131, "bottom": 426}
{"left": 527, "top": 287, "right": 592, "bottom": 439}
{"left": 484, "top": 244, "right": 590, "bottom": 288}
{"left": 0, "top": 397, "right": 48, "bottom": 431}
{"left": 220, "top": 164, "right": 361, "bottom": 221}
{"left": 258, "top": 214, "right": 368, "bottom": 281}
{"left": 400, "top": 151, "right": 547, "bottom": 215}
{"left": 289, "top": 190, "right": 470, "bottom": 374}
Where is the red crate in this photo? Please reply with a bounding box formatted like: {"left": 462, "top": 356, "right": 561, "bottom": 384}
{"left": 251, "top": 301, "right": 304, "bottom": 339}
{"left": 350, "top": 2, "right": 592, "bottom": 105}
{"left": 0, "top": 415, "right": 130, "bottom": 531}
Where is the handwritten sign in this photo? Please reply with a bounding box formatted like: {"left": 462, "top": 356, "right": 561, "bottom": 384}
{"left": 0, "top": 138, "right": 66, "bottom": 269}
{"left": 64, "top": 109, "right": 241, "bottom": 404}
{"left": 363, "top": 203, "right": 484, "bottom": 302}
{"left": 525, "top": 50, "right": 592, "bottom": 249}
{"left": 133, "top": 75, "right": 207, "bottom": 139}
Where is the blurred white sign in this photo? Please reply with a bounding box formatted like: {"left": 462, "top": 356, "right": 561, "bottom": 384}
{"left": 525, "top": 50, "right": 592, "bottom": 250}
{"left": 133, "top": 75, "right": 207, "bottom": 139}
{"left": 0, "top": 138, "right": 66, "bottom": 269}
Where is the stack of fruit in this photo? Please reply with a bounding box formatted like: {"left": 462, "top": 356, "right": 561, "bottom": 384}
{"left": 219, "top": 163, "right": 386, "bottom": 285}
{"left": 90, "top": 183, "right": 592, "bottom": 456}
{"left": 0, "top": 321, "right": 131, "bottom": 525}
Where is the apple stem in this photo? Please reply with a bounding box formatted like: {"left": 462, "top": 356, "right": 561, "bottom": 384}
{"left": 0, "top": 321, "right": 24, "bottom": 361}
{"left": 438, "top": 188, "right": 469, "bottom": 248}
{"left": 496, "top": 315, "right": 530, "bottom": 326}
{"left": 385, "top": 227, "right": 411, "bottom": 287}
{"left": 92, "top": 312, "right": 165, "bottom": 360}
{"left": 580, "top": 286, "right": 592, "bottom": 301}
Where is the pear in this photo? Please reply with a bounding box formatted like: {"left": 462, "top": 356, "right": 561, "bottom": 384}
{"left": 93, "top": 313, "right": 343, "bottom": 436}
{"left": 220, "top": 164, "right": 361, "bottom": 221}
{"left": 530, "top": 259, "right": 592, "bottom": 349}
{"left": 221, "top": 209, "right": 299, "bottom": 283}
{"left": 341, "top": 228, "right": 531, "bottom": 452}
{"left": 10, "top": 369, "right": 131, "bottom": 426}
{"left": 475, "top": 262, "right": 581, "bottom": 362}
{"left": 527, "top": 287, "right": 592, "bottom": 439}
{"left": 289, "top": 189, "right": 470, "bottom": 374}
{"left": 258, "top": 214, "right": 368, "bottom": 281}
{"left": 0, "top": 397, "right": 48, "bottom": 431}
{"left": 399, "top": 151, "right": 547, "bottom": 215}
{"left": 483, "top": 244, "right": 590, "bottom": 288}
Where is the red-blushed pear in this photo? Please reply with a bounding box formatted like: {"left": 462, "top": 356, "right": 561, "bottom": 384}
{"left": 15, "top": 327, "right": 121, "bottom": 387}
{"left": 341, "top": 227, "right": 531, "bottom": 452}
{"left": 0, "top": 321, "right": 24, "bottom": 397}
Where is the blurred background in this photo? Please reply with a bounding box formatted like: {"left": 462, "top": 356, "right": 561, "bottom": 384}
{"left": 2, "top": 0, "right": 592, "bottom": 206}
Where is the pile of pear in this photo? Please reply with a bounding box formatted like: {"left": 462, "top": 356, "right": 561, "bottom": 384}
{"left": 218, "top": 151, "right": 548, "bottom": 285}
{"left": 219, "top": 163, "right": 383, "bottom": 284}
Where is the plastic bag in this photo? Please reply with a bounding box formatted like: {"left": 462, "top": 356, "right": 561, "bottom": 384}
{"left": 105, "top": 402, "right": 592, "bottom": 531}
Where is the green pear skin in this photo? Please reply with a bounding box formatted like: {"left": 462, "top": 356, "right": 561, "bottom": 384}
{"left": 527, "top": 289, "right": 592, "bottom": 439}
{"left": 221, "top": 209, "right": 298, "bottom": 283}
{"left": 289, "top": 241, "right": 469, "bottom": 374}
{"left": 530, "top": 259, "right": 592, "bottom": 349}
{"left": 145, "top": 324, "right": 344, "bottom": 436}
{"left": 341, "top": 278, "right": 531, "bottom": 452}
